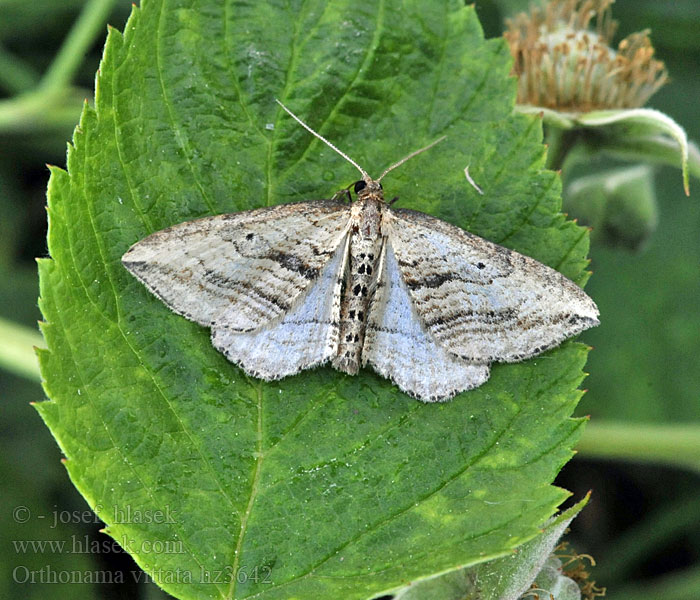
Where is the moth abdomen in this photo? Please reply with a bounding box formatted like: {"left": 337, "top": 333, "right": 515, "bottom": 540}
{"left": 332, "top": 199, "right": 383, "bottom": 375}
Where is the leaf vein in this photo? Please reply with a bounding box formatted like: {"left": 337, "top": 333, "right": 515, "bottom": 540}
{"left": 249, "top": 405, "right": 522, "bottom": 595}
{"left": 155, "top": 0, "right": 217, "bottom": 214}
{"left": 274, "top": 0, "right": 387, "bottom": 181}
{"left": 46, "top": 285, "right": 227, "bottom": 599}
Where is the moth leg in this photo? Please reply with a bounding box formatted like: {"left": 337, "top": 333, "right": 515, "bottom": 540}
{"left": 331, "top": 186, "right": 353, "bottom": 204}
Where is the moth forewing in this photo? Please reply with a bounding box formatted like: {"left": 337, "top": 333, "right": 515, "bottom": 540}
{"left": 362, "top": 238, "right": 491, "bottom": 401}
{"left": 384, "top": 207, "right": 600, "bottom": 365}
{"left": 121, "top": 201, "right": 352, "bottom": 332}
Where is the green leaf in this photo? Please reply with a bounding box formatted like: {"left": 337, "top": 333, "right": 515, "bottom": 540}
{"left": 392, "top": 498, "right": 587, "bottom": 600}
{"left": 579, "top": 108, "right": 691, "bottom": 196}
{"left": 518, "top": 105, "right": 695, "bottom": 196}
{"left": 36, "top": 1, "right": 593, "bottom": 599}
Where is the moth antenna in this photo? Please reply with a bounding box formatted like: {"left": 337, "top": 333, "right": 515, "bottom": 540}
{"left": 377, "top": 135, "right": 447, "bottom": 182}
{"left": 275, "top": 99, "right": 370, "bottom": 181}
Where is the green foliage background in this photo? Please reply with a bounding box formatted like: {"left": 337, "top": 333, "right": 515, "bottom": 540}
{"left": 0, "top": 0, "right": 698, "bottom": 599}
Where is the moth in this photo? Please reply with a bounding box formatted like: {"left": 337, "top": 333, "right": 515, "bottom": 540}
{"left": 122, "top": 101, "right": 599, "bottom": 402}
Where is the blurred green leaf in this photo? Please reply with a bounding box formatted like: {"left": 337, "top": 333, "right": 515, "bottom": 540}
{"left": 0, "top": 165, "right": 23, "bottom": 266}
{"left": 595, "top": 495, "right": 700, "bottom": 583}
{"left": 611, "top": 0, "right": 700, "bottom": 53}
{"left": 581, "top": 168, "right": 700, "bottom": 423}
{"left": 0, "top": 45, "right": 39, "bottom": 94}
{"left": 488, "top": 0, "right": 532, "bottom": 20}
{"left": 611, "top": 566, "right": 700, "bottom": 600}
{"left": 578, "top": 109, "right": 691, "bottom": 196}
{"left": 0, "top": 88, "right": 86, "bottom": 134}
{"left": 587, "top": 136, "right": 700, "bottom": 187}
{"left": 0, "top": 0, "right": 131, "bottom": 40}
{"left": 35, "top": 1, "right": 594, "bottom": 598}
{"left": 36, "top": 0, "right": 117, "bottom": 96}
{"left": 0, "top": 268, "right": 105, "bottom": 600}
{"left": 566, "top": 165, "right": 658, "bottom": 251}
{"left": 1, "top": 375, "right": 106, "bottom": 600}
{"left": 575, "top": 0, "right": 700, "bottom": 442}
{"left": 0, "top": 0, "right": 122, "bottom": 136}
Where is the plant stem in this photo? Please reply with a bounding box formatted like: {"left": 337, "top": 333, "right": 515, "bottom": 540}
{"left": 0, "top": 45, "right": 39, "bottom": 94}
{"left": 0, "top": 0, "right": 116, "bottom": 135}
{"left": 577, "top": 421, "right": 700, "bottom": 473}
{"left": 0, "top": 88, "right": 86, "bottom": 133}
{"left": 38, "top": 0, "right": 117, "bottom": 95}
{"left": 0, "top": 317, "right": 43, "bottom": 382}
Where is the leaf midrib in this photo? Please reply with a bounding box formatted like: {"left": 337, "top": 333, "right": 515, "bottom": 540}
{"left": 228, "top": 382, "right": 265, "bottom": 600}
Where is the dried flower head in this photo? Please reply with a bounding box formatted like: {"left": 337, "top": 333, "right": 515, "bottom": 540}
{"left": 504, "top": 0, "right": 668, "bottom": 112}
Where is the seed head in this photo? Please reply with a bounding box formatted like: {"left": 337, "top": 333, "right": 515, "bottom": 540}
{"left": 504, "top": 0, "right": 668, "bottom": 112}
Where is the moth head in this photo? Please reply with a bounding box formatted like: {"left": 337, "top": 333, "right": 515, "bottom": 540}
{"left": 354, "top": 179, "right": 382, "bottom": 197}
